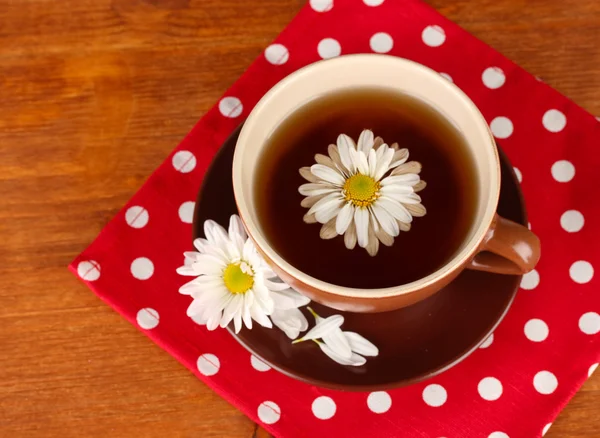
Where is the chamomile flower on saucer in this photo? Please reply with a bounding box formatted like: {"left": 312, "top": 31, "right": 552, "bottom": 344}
{"left": 292, "top": 307, "right": 378, "bottom": 366}
{"left": 177, "top": 215, "right": 309, "bottom": 337}
{"left": 299, "top": 129, "right": 427, "bottom": 256}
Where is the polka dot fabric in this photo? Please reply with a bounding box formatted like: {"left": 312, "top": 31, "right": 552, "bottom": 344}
{"left": 70, "top": 1, "right": 600, "bottom": 437}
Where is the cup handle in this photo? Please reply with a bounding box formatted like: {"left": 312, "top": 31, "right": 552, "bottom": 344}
{"left": 467, "top": 214, "right": 541, "bottom": 275}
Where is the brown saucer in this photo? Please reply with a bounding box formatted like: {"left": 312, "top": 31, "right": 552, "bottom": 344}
{"left": 193, "top": 125, "right": 526, "bottom": 391}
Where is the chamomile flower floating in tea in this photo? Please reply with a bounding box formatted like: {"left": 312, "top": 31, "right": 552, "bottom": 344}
{"left": 298, "top": 129, "right": 426, "bottom": 256}
{"left": 292, "top": 307, "right": 379, "bottom": 367}
{"left": 177, "top": 215, "right": 310, "bottom": 338}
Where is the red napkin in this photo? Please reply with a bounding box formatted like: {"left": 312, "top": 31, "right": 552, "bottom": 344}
{"left": 71, "top": 1, "right": 600, "bottom": 436}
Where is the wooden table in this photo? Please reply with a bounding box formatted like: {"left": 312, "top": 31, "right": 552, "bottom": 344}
{"left": 1, "top": 0, "right": 598, "bottom": 436}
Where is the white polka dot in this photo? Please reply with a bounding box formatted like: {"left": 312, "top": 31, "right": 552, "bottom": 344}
{"left": 524, "top": 319, "right": 549, "bottom": 342}
{"left": 439, "top": 72, "right": 453, "bottom": 82}
{"left": 250, "top": 355, "right": 271, "bottom": 372}
{"left": 490, "top": 116, "right": 514, "bottom": 139}
{"left": 264, "top": 44, "right": 289, "bottom": 65}
{"left": 520, "top": 269, "right": 540, "bottom": 290}
{"left": 257, "top": 401, "right": 280, "bottom": 424}
{"left": 543, "top": 109, "right": 567, "bottom": 132}
{"left": 482, "top": 67, "right": 506, "bottom": 89}
{"left": 589, "top": 363, "right": 598, "bottom": 377}
{"left": 311, "top": 396, "right": 336, "bottom": 420}
{"left": 369, "top": 32, "right": 393, "bottom": 53}
{"left": 125, "top": 206, "right": 149, "bottom": 229}
{"left": 317, "top": 38, "right": 341, "bottom": 59}
{"left": 130, "top": 257, "right": 154, "bottom": 280}
{"left": 367, "top": 391, "right": 392, "bottom": 413}
{"left": 219, "top": 96, "right": 243, "bottom": 118}
{"left": 488, "top": 433, "right": 509, "bottom": 438}
{"left": 310, "top": 0, "right": 333, "bottom": 12}
{"left": 422, "top": 384, "right": 447, "bottom": 407}
{"left": 77, "top": 260, "right": 101, "bottom": 281}
{"left": 480, "top": 333, "right": 494, "bottom": 349}
{"left": 422, "top": 25, "right": 446, "bottom": 47}
{"left": 551, "top": 160, "right": 575, "bottom": 182}
{"left": 513, "top": 167, "right": 522, "bottom": 183}
{"left": 197, "top": 353, "right": 220, "bottom": 376}
{"left": 560, "top": 210, "right": 584, "bottom": 232}
{"left": 534, "top": 371, "right": 558, "bottom": 394}
{"left": 542, "top": 423, "right": 552, "bottom": 436}
{"left": 528, "top": 222, "right": 532, "bottom": 230}
{"left": 478, "top": 377, "right": 503, "bottom": 401}
{"left": 579, "top": 312, "right": 600, "bottom": 335}
{"left": 178, "top": 201, "right": 195, "bottom": 224}
{"left": 172, "top": 150, "right": 196, "bottom": 173}
{"left": 570, "top": 261, "right": 594, "bottom": 284}
{"left": 136, "top": 308, "right": 159, "bottom": 329}
{"left": 363, "top": 0, "right": 385, "bottom": 5}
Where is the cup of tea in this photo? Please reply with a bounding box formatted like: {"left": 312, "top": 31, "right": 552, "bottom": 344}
{"left": 232, "top": 54, "right": 540, "bottom": 313}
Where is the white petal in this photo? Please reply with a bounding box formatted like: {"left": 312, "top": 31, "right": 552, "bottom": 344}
{"left": 220, "top": 294, "right": 243, "bottom": 328}
{"left": 176, "top": 265, "right": 198, "bottom": 276}
{"left": 193, "top": 237, "right": 209, "bottom": 253}
{"left": 368, "top": 207, "right": 379, "bottom": 232}
{"left": 299, "top": 183, "right": 336, "bottom": 197}
{"left": 184, "top": 251, "right": 202, "bottom": 262}
{"left": 191, "top": 254, "right": 227, "bottom": 276}
{"left": 307, "top": 192, "right": 343, "bottom": 216}
{"left": 380, "top": 184, "right": 414, "bottom": 195}
{"left": 335, "top": 203, "right": 354, "bottom": 235}
{"left": 242, "top": 238, "right": 256, "bottom": 263}
{"left": 318, "top": 342, "right": 367, "bottom": 366}
{"left": 366, "top": 225, "right": 379, "bottom": 257}
{"left": 378, "top": 197, "right": 413, "bottom": 223}
{"left": 204, "top": 220, "right": 228, "bottom": 247}
{"left": 357, "top": 150, "right": 370, "bottom": 175}
{"left": 323, "top": 329, "right": 352, "bottom": 359}
{"left": 375, "top": 143, "right": 387, "bottom": 162}
{"left": 344, "top": 218, "right": 357, "bottom": 249}
{"left": 381, "top": 174, "right": 420, "bottom": 187}
{"left": 357, "top": 129, "right": 374, "bottom": 155}
{"left": 179, "top": 276, "right": 223, "bottom": 295}
{"left": 233, "top": 313, "right": 242, "bottom": 333}
{"left": 337, "top": 134, "right": 356, "bottom": 172}
{"left": 206, "top": 313, "right": 222, "bottom": 331}
{"left": 264, "top": 278, "right": 290, "bottom": 292}
{"left": 228, "top": 215, "right": 247, "bottom": 252}
{"left": 344, "top": 331, "right": 379, "bottom": 356}
{"left": 367, "top": 148, "right": 377, "bottom": 177}
{"left": 250, "top": 304, "right": 273, "bottom": 328}
{"left": 271, "top": 289, "right": 310, "bottom": 310}
{"left": 389, "top": 148, "right": 409, "bottom": 168}
{"left": 354, "top": 208, "right": 370, "bottom": 248}
{"left": 241, "top": 293, "right": 253, "bottom": 330}
{"left": 310, "top": 164, "right": 345, "bottom": 186}
{"left": 314, "top": 199, "right": 344, "bottom": 224}
{"left": 374, "top": 146, "right": 395, "bottom": 181}
{"left": 253, "top": 283, "right": 275, "bottom": 314}
{"left": 395, "top": 192, "right": 422, "bottom": 204}
{"left": 371, "top": 203, "right": 400, "bottom": 237}
{"left": 295, "top": 315, "right": 344, "bottom": 342}
{"left": 272, "top": 308, "right": 308, "bottom": 339}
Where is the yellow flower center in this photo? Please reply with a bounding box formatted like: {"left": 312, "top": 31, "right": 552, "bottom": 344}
{"left": 223, "top": 262, "right": 254, "bottom": 294}
{"left": 343, "top": 174, "right": 380, "bottom": 207}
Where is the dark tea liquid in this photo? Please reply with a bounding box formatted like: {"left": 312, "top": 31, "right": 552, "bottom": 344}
{"left": 255, "top": 88, "right": 479, "bottom": 288}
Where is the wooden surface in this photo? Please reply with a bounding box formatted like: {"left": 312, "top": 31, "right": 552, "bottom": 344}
{"left": 1, "top": 0, "right": 598, "bottom": 436}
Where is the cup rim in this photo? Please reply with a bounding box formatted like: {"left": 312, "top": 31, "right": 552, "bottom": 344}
{"left": 232, "top": 54, "right": 500, "bottom": 299}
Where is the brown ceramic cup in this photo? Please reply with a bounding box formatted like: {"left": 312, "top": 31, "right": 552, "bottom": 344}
{"left": 232, "top": 54, "right": 540, "bottom": 313}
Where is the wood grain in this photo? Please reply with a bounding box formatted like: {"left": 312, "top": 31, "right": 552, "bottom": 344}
{"left": 0, "top": 0, "right": 598, "bottom": 436}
